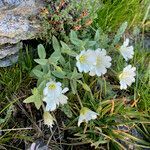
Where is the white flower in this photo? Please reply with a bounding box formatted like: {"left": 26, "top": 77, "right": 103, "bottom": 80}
{"left": 119, "top": 65, "right": 136, "bottom": 90}
{"left": 43, "top": 111, "right": 55, "bottom": 128}
{"left": 76, "top": 50, "right": 96, "bottom": 73}
{"left": 43, "top": 81, "right": 62, "bottom": 99}
{"left": 89, "top": 48, "right": 112, "bottom": 76}
{"left": 43, "top": 81, "right": 69, "bottom": 111}
{"left": 120, "top": 38, "right": 134, "bottom": 61}
{"left": 78, "top": 107, "right": 99, "bottom": 126}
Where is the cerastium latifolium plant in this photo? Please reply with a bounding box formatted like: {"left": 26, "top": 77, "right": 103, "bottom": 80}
{"left": 23, "top": 22, "right": 150, "bottom": 149}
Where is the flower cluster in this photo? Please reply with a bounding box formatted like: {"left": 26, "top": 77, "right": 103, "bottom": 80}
{"left": 43, "top": 81, "right": 69, "bottom": 111}
{"left": 42, "top": 38, "right": 136, "bottom": 128}
{"left": 76, "top": 48, "right": 112, "bottom": 76}
{"left": 119, "top": 38, "right": 136, "bottom": 90}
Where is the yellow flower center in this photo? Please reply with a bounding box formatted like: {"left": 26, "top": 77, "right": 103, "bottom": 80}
{"left": 48, "top": 83, "right": 56, "bottom": 90}
{"left": 119, "top": 72, "right": 128, "bottom": 80}
{"left": 96, "top": 57, "right": 101, "bottom": 66}
{"left": 79, "top": 55, "right": 87, "bottom": 63}
{"left": 80, "top": 107, "right": 89, "bottom": 115}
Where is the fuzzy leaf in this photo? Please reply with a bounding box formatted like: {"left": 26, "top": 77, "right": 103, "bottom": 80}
{"left": 52, "top": 36, "right": 61, "bottom": 52}
{"left": 38, "top": 44, "right": 46, "bottom": 59}
{"left": 70, "top": 80, "right": 77, "bottom": 94}
{"left": 23, "top": 89, "right": 42, "bottom": 109}
{"left": 70, "top": 30, "right": 83, "bottom": 47}
{"left": 113, "top": 22, "right": 128, "bottom": 44}
{"left": 94, "top": 30, "right": 100, "bottom": 41}
{"left": 71, "top": 68, "right": 82, "bottom": 79}
{"left": 52, "top": 70, "right": 66, "bottom": 78}
{"left": 32, "top": 69, "right": 45, "bottom": 78}
{"left": 34, "top": 59, "right": 48, "bottom": 65}
{"left": 61, "top": 41, "right": 77, "bottom": 57}
{"left": 49, "top": 51, "right": 61, "bottom": 64}
{"left": 61, "top": 104, "right": 72, "bottom": 118}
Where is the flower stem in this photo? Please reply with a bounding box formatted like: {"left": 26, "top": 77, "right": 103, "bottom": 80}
{"left": 76, "top": 92, "right": 83, "bottom": 108}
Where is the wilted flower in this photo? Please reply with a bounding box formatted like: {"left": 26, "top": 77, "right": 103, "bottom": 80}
{"left": 76, "top": 50, "right": 96, "bottom": 73}
{"left": 89, "top": 48, "right": 112, "bottom": 76}
{"left": 119, "top": 65, "right": 136, "bottom": 90}
{"left": 78, "top": 107, "right": 99, "bottom": 126}
{"left": 120, "top": 38, "right": 134, "bottom": 61}
{"left": 43, "top": 81, "right": 69, "bottom": 111}
{"left": 43, "top": 111, "right": 55, "bottom": 128}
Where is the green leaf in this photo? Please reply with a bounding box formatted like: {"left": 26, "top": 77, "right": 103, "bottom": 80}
{"left": 86, "top": 40, "right": 96, "bottom": 47}
{"left": 61, "top": 41, "right": 77, "bottom": 57}
{"left": 23, "top": 88, "right": 42, "bottom": 109}
{"left": 94, "top": 29, "right": 100, "bottom": 41}
{"left": 32, "top": 69, "right": 45, "bottom": 78}
{"left": 52, "top": 36, "right": 60, "bottom": 52}
{"left": 34, "top": 59, "right": 48, "bottom": 65}
{"left": 113, "top": 22, "right": 128, "bottom": 44}
{"left": 71, "top": 68, "right": 82, "bottom": 79}
{"left": 70, "top": 30, "right": 83, "bottom": 47}
{"left": 24, "top": 95, "right": 35, "bottom": 103}
{"left": 59, "top": 55, "right": 66, "bottom": 65}
{"left": 70, "top": 30, "right": 78, "bottom": 39}
{"left": 77, "top": 80, "right": 91, "bottom": 91}
{"left": 70, "top": 79, "right": 77, "bottom": 94}
{"left": 52, "top": 69, "right": 66, "bottom": 79}
{"left": 82, "top": 83, "right": 91, "bottom": 92}
{"left": 61, "top": 104, "right": 72, "bottom": 118}
{"left": 49, "top": 51, "right": 61, "bottom": 64}
{"left": 37, "top": 80, "right": 47, "bottom": 91}
{"left": 0, "top": 106, "right": 12, "bottom": 125}
{"left": 38, "top": 44, "right": 46, "bottom": 59}
{"left": 0, "top": 118, "right": 5, "bottom": 124}
{"left": 60, "top": 41, "right": 70, "bottom": 50}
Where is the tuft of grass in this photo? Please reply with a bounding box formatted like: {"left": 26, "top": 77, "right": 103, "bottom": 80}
{"left": 95, "top": 0, "right": 149, "bottom": 31}
{"left": 0, "top": 46, "right": 37, "bottom": 149}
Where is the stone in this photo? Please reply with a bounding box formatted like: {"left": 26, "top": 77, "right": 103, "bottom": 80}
{"left": 0, "top": 43, "right": 22, "bottom": 67}
{"left": 0, "top": 0, "right": 44, "bottom": 67}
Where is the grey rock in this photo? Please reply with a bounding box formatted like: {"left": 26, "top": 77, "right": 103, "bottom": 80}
{"left": 0, "top": 0, "right": 44, "bottom": 67}
{"left": 0, "top": 43, "right": 22, "bottom": 67}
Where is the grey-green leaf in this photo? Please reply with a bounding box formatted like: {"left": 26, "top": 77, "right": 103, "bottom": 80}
{"left": 52, "top": 70, "right": 66, "bottom": 79}
{"left": 52, "top": 36, "right": 61, "bottom": 52}
{"left": 113, "top": 22, "right": 128, "bottom": 45}
{"left": 94, "top": 30, "right": 100, "bottom": 41}
{"left": 38, "top": 44, "right": 46, "bottom": 59}
{"left": 32, "top": 69, "right": 45, "bottom": 78}
{"left": 61, "top": 104, "right": 73, "bottom": 118}
{"left": 34, "top": 59, "right": 48, "bottom": 65}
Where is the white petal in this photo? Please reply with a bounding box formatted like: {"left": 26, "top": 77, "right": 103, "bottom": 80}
{"left": 62, "top": 87, "right": 69, "bottom": 93}
{"left": 56, "top": 82, "right": 62, "bottom": 87}
{"left": 120, "top": 81, "right": 127, "bottom": 90}
{"left": 123, "top": 38, "right": 129, "bottom": 47}
{"left": 43, "top": 87, "right": 48, "bottom": 96}
{"left": 78, "top": 115, "right": 84, "bottom": 127}
{"left": 58, "top": 94, "right": 68, "bottom": 105}
{"left": 101, "top": 49, "right": 106, "bottom": 55}
{"left": 45, "top": 99, "right": 57, "bottom": 111}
